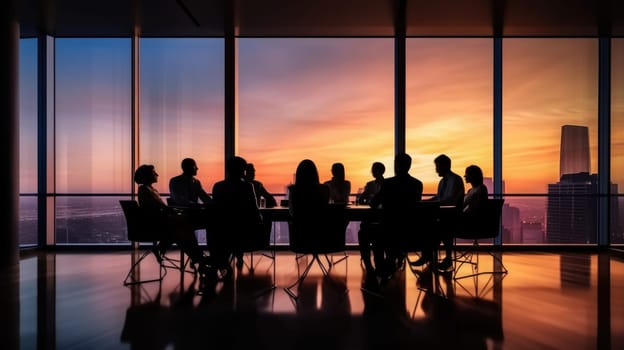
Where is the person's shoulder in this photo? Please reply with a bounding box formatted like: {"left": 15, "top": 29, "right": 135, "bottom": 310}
{"left": 212, "top": 179, "right": 227, "bottom": 189}
{"left": 409, "top": 175, "right": 423, "bottom": 186}
{"left": 169, "top": 174, "right": 183, "bottom": 183}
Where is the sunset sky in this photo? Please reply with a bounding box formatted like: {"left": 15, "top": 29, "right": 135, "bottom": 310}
{"left": 19, "top": 38, "right": 623, "bottom": 195}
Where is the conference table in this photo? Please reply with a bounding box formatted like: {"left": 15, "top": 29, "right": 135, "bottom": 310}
{"left": 259, "top": 202, "right": 456, "bottom": 223}
{"left": 259, "top": 204, "right": 377, "bottom": 222}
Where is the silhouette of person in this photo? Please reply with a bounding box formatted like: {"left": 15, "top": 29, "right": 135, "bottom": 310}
{"left": 370, "top": 153, "right": 423, "bottom": 278}
{"left": 323, "top": 162, "right": 351, "bottom": 204}
{"left": 358, "top": 162, "right": 385, "bottom": 205}
{"left": 133, "top": 164, "right": 209, "bottom": 273}
{"left": 462, "top": 165, "right": 489, "bottom": 228}
{"left": 419, "top": 154, "right": 465, "bottom": 271}
{"left": 211, "top": 156, "right": 264, "bottom": 276}
{"left": 244, "top": 163, "right": 277, "bottom": 208}
{"left": 287, "top": 159, "right": 334, "bottom": 244}
{"left": 242, "top": 162, "right": 276, "bottom": 269}
{"left": 357, "top": 161, "right": 386, "bottom": 276}
{"left": 169, "top": 158, "right": 212, "bottom": 207}
{"left": 288, "top": 159, "right": 330, "bottom": 217}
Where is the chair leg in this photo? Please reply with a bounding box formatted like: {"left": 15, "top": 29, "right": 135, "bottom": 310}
{"left": 123, "top": 249, "right": 167, "bottom": 286}
{"left": 284, "top": 256, "right": 316, "bottom": 299}
{"left": 237, "top": 249, "right": 277, "bottom": 299}
{"left": 451, "top": 239, "right": 508, "bottom": 298}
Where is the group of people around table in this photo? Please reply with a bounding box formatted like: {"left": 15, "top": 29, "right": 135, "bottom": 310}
{"left": 132, "top": 152, "right": 488, "bottom": 283}
{"left": 133, "top": 156, "right": 276, "bottom": 282}
{"left": 358, "top": 153, "right": 489, "bottom": 279}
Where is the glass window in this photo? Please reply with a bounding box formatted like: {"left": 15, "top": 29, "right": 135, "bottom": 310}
{"left": 503, "top": 39, "right": 598, "bottom": 244}
{"left": 612, "top": 38, "right": 624, "bottom": 245}
{"left": 55, "top": 39, "right": 132, "bottom": 193}
{"left": 55, "top": 196, "right": 128, "bottom": 244}
{"left": 237, "top": 38, "right": 395, "bottom": 245}
{"left": 139, "top": 38, "right": 224, "bottom": 195}
{"left": 406, "top": 39, "right": 493, "bottom": 195}
{"left": 19, "top": 38, "right": 38, "bottom": 246}
{"left": 55, "top": 39, "right": 132, "bottom": 244}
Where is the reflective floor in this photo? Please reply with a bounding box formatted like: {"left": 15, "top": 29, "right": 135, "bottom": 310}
{"left": 3, "top": 250, "right": 623, "bottom": 349}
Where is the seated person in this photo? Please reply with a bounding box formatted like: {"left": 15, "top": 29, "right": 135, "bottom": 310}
{"left": 288, "top": 159, "right": 330, "bottom": 225}
{"left": 357, "top": 161, "right": 386, "bottom": 276}
{"left": 419, "top": 154, "right": 465, "bottom": 271}
{"left": 370, "top": 153, "right": 423, "bottom": 278}
{"left": 244, "top": 163, "right": 277, "bottom": 208}
{"left": 462, "top": 165, "right": 489, "bottom": 229}
{"left": 133, "top": 164, "right": 209, "bottom": 274}
{"left": 323, "top": 162, "right": 351, "bottom": 205}
{"left": 169, "top": 158, "right": 212, "bottom": 207}
{"left": 211, "top": 156, "right": 265, "bottom": 273}
{"left": 358, "top": 162, "right": 385, "bottom": 205}
{"left": 169, "top": 157, "right": 213, "bottom": 230}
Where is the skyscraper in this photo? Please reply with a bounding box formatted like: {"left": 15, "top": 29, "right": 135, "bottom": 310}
{"left": 547, "top": 173, "right": 597, "bottom": 243}
{"left": 548, "top": 125, "right": 595, "bottom": 243}
{"left": 559, "top": 125, "right": 590, "bottom": 178}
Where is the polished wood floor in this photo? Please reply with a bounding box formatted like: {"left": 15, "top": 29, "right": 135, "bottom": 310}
{"left": 3, "top": 249, "right": 623, "bottom": 349}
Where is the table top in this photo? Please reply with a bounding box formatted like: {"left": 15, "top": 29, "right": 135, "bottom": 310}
{"left": 259, "top": 203, "right": 455, "bottom": 222}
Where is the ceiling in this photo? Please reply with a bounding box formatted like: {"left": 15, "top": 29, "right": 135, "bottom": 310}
{"left": 17, "top": 0, "right": 624, "bottom": 38}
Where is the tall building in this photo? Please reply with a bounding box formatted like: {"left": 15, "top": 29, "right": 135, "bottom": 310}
{"left": 547, "top": 125, "right": 620, "bottom": 243}
{"left": 548, "top": 126, "right": 594, "bottom": 243}
{"left": 547, "top": 172, "right": 597, "bottom": 243}
{"left": 559, "top": 125, "right": 590, "bottom": 178}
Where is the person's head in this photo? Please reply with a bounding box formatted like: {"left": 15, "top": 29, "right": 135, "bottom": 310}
{"left": 331, "top": 162, "right": 346, "bottom": 181}
{"left": 394, "top": 153, "right": 412, "bottom": 175}
{"left": 181, "top": 158, "right": 198, "bottom": 176}
{"left": 295, "top": 159, "right": 320, "bottom": 186}
{"left": 371, "top": 162, "right": 385, "bottom": 178}
{"left": 434, "top": 154, "right": 452, "bottom": 177}
{"left": 244, "top": 163, "right": 256, "bottom": 181}
{"left": 134, "top": 164, "right": 157, "bottom": 185}
{"left": 464, "top": 165, "right": 484, "bottom": 187}
{"left": 226, "top": 156, "right": 247, "bottom": 180}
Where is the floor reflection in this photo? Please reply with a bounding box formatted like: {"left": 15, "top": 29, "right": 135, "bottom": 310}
{"left": 9, "top": 251, "right": 624, "bottom": 349}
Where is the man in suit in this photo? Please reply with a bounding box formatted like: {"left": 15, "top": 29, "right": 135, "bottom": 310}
{"left": 370, "top": 153, "right": 423, "bottom": 278}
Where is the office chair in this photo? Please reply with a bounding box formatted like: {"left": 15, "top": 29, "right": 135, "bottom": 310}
{"left": 402, "top": 201, "right": 443, "bottom": 272}
{"left": 231, "top": 220, "right": 277, "bottom": 297}
{"left": 120, "top": 200, "right": 192, "bottom": 286}
{"left": 285, "top": 204, "right": 349, "bottom": 300}
{"left": 453, "top": 199, "right": 508, "bottom": 282}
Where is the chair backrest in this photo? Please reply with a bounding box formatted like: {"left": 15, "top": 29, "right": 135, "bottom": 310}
{"left": 384, "top": 200, "right": 440, "bottom": 252}
{"left": 459, "top": 198, "right": 504, "bottom": 239}
{"left": 288, "top": 204, "right": 347, "bottom": 254}
{"left": 119, "top": 200, "right": 163, "bottom": 243}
